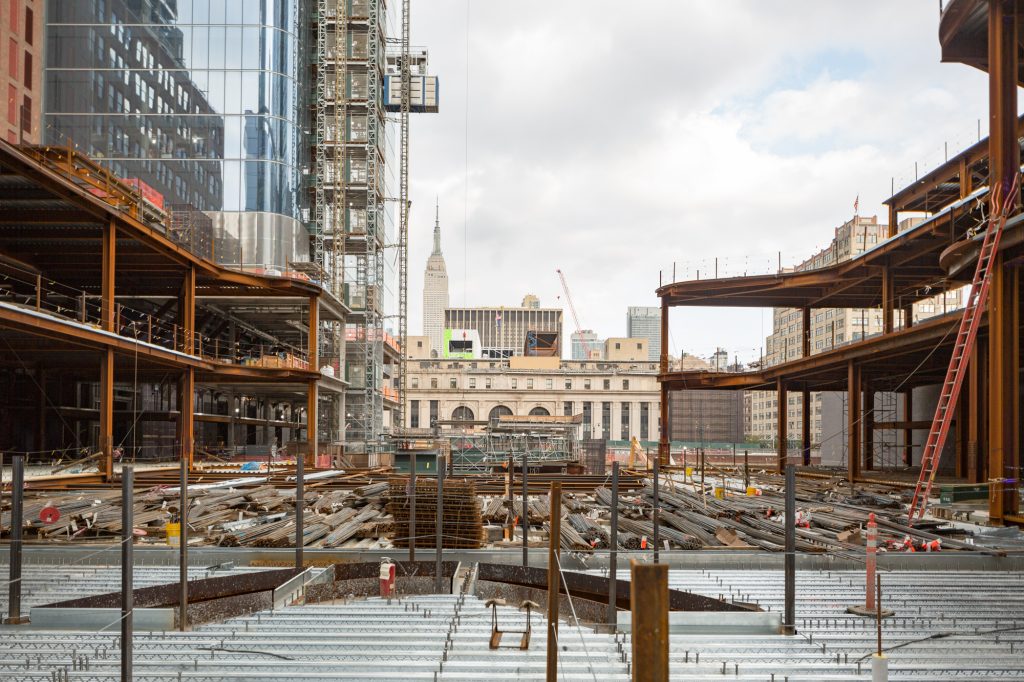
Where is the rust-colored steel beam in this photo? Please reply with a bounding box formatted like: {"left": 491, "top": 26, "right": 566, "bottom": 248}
{"left": 903, "top": 390, "right": 915, "bottom": 467}
{"left": 179, "top": 267, "right": 196, "bottom": 355}
{"left": 776, "top": 378, "right": 787, "bottom": 474}
{"left": 863, "top": 384, "right": 875, "bottom": 471}
{"left": 178, "top": 368, "right": 195, "bottom": 470}
{"left": 99, "top": 348, "right": 114, "bottom": 481}
{"left": 882, "top": 266, "right": 895, "bottom": 335}
{"left": 658, "top": 301, "right": 670, "bottom": 465}
{"left": 630, "top": 561, "right": 669, "bottom": 681}
{"left": 987, "top": 0, "right": 1021, "bottom": 524}
{"left": 848, "top": 361, "right": 862, "bottom": 483}
{"left": 101, "top": 220, "right": 116, "bottom": 332}
{"left": 801, "top": 307, "right": 811, "bottom": 358}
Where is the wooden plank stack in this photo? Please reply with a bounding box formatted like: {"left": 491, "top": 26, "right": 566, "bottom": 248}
{"left": 387, "top": 478, "right": 483, "bottom": 549}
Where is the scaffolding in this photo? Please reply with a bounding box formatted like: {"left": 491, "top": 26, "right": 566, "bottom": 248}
{"left": 315, "top": 0, "right": 388, "bottom": 456}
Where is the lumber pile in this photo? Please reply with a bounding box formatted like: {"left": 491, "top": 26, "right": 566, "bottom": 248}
{"left": 387, "top": 478, "right": 483, "bottom": 549}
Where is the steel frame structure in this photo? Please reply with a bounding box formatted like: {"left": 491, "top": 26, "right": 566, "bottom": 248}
{"left": 655, "top": 0, "right": 1024, "bottom": 524}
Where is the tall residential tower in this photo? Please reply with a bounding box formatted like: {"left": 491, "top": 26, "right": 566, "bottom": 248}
{"left": 423, "top": 204, "right": 448, "bottom": 356}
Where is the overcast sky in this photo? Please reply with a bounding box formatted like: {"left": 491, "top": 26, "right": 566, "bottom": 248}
{"left": 404, "top": 1, "right": 990, "bottom": 363}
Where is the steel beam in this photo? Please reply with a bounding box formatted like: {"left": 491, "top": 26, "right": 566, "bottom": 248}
{"left": 658, "top": 302, "right": 670, "bottom": 465}
{"left": 121, "top": 465, "right": 134, "bottom": 680}
{"left": 630, "top": 561, "right": 669, "bottom": 681}
{"left": 864, "top": 384, "right": 875, "bottom": 471}
{"left": 776, "top": 378, "right": 787, "bottom": 474}
{"left": 546, "top": 481, "right": 561, "bottom": 682}
{"left": 101, "top": 220, "right": 116, "bottom": 332}
{"left": 4, "top": 456, "right": 26, "bottom": 624}
{"left": 882, "top": 266, "right": 895, "bottom": 335}
{"left": 179, "top": 267, "right": 195, "bottom": 355}
{"left": 848, "top": 361, "right": 862, "bottom": 482}
{"left": 903, "top": 389, "right": 914, "bottom": 467}
{"left": 987, "top": 0, "right": 1020, "bottom": 522}
{"left": 178, "top": 368, "right": 195, "bottom": 469}
{"left": 100, "top": 348, "right": 115, "bottom": 480}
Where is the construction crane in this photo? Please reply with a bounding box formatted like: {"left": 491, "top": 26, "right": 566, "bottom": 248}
{"left": 556, "top": 269, "right": 597, "bottom": 358}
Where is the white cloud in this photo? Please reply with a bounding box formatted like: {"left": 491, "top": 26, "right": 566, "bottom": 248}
{"left": 405, "top": 1, "right": 990, "bottom": 362}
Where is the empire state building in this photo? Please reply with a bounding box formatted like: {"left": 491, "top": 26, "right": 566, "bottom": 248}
{"left": 422, "top": 204, "right": 448, "bottom": 357}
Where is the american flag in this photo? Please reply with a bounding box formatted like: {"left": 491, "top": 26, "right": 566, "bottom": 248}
{"left": 853, "top": 194, "right": 859, "bottom": 214}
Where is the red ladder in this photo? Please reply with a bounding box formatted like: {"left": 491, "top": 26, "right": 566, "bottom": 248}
{"left": 907, "top": 174, "right": 1020, "bottom": 524}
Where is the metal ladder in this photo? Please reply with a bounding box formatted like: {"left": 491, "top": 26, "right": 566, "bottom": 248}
{"left": 907, "top": 174, "right": 1020, "bottom": 523}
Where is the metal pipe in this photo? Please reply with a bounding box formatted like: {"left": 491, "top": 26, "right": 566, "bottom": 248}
{"left": 546, "top": 481, "right": 561, "bottom": 682}
{"left": 409, "top": 451, "right": 416, "bottom": 562}
{"left": 607, "top": 461, "right": 619, "bottom": 627}
{"left": 435, "top": 454, "right": 444, "bottom": 593}
{"left": 295, "top": 451, "right": 304, "bottom": 569}
{"left": 121, "top": 465, "right": 134, "bottom": 680}
{"left": 652, "top": 456, "right": 660, "bottom": 563}
{"left": 522, "top": 449, "right": 529, "bottom": 567}
{"left": 5, "top": 455, "right": 24, "bottom": 624}
{"left": 179, "top": 457, "right": 188, "bottom": 631}
{"left": 784, "top": 462, "right": 796, "bottom": 635}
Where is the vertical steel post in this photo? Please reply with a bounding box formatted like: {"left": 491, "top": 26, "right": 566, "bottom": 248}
{"left": 522, "top": 450, "right": 529, "bottom": 567}
{"left": 743, "top": 450, "right": 750, "bottom": 490}
{"left": 5, "top": 456, "right": 25, "bottom": 624}
{"left": 179, "top": 457, "right": 188, "bottom": 631}
{"left": 121, "top": 466, "right": 134, "bottom": 679}
{"left": 295, "top": 450, "right": 304, "bottom": 568}
{"left": 631, "top": 561, "right": 669, "bottom": 681}
{"left": 546, "top": 481, "right": 562, "bottom": 682}
{"left": 435, "top": 454, "right": 444, "bottom": 592}
{"left": 652, "top": 456, "right": 660, "bottom": 563}
{"left": 607, "top": 461, "right": 619, "bottom": 627}
{"left": 784, "top": 462, "right": 796, "bottom": 635}
{"left": 409, "top": 451, "right": 417, "bottom": 561}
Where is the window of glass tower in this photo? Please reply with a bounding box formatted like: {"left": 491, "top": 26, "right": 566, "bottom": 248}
{"left": 44, "top": 0, "right": 306, "bottom": 221}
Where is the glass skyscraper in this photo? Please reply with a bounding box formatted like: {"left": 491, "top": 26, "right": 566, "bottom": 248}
{"left": 44, "top": 0, "right": 310, "bottom": 268}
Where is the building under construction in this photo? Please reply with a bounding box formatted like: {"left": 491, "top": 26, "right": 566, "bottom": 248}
{"left": 658, "top": 0, "right": 1024, "bottom": 525}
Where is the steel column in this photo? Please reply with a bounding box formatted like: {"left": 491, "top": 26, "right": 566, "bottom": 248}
{"left": 784, "top": 462, "right": 796, "bottom": 636}
{"left": 848, "top": 361, "right": 862, "bottom": 482}
{"left": 658, "top": 301, "right": 670, "bottom": 465}
{"left": 903, "top": 389, "right": 914, "bottom": 467}
{"left": 435, "top": 454, "right": 444, "bottom": 593}
{"left": 882, "top": 267, "right": 895, "bottom": 335}
{"left": 179, "top": 457, "right": 188, "bottom": 631}
{"left": 987, "top": 0, "right": 1021, "bottom": 523}
{"left": 178, "top": 368, "right": 195, "bottom": 470}
{"left": 988, "top": 256, "right": 1020, "bottom": 521}
{"left": 546, "top": 481, "right": 561, "bottom": 682}
{"left": 607, "top": 461, "right": 619, "bottom": 628}
{"left": 101, "top": 220, "right": 116, "bottom": 332}
{"left": 295, "top": 425, "right": 305, "bottom": 569}
{"left": 409, "top": 450, "right": 416, "bottom": 562}
{"left": 776, "top": 378, "right": 787, "bottom": 474}
{"left": 4, "top": 456, "right": 25, "bottom": 624}
{"left": 522, "top": 448, "right": 529, "bottom": 567}
{"left": 100, "top": 348, "right": 115, "bottom": 481}
{"left": 179, "top": 267, "right": 195, "bottom": 355}
{"left": 308, "top": 296, "right": 319, "bottom": 367}
{"left": 801, "top": 307, "right": 811, "bottom": 357}
{"left": 652, "top": 456, "right": 660, "bottom": 563}
{"left": 121, "top": 465, "right": 134, "bottom": 680}
{"left": 864, "top": 384, "right": 875, "bottom": 471}
{"left": 630, "top": 561, "right": 669, "bottom": 681}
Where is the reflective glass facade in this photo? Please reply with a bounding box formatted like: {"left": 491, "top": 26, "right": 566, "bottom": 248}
{"left": 45, "top": 0, "right": 310, "bottom": 266}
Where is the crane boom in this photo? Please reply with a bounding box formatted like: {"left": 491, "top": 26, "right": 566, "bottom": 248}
{"left": 556, "top": 269, "right": 596, "bottom": 357}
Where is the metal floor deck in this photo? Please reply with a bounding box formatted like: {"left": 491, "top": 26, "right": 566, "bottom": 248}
{"left": 0, "top": 564, "right": 1021, "bottom": 679}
